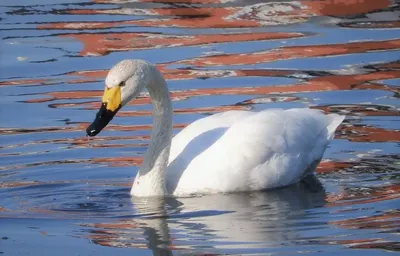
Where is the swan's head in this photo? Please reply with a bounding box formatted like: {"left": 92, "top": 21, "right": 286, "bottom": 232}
{"left": 86, "top": 59, "right": 152, "bottom": 136}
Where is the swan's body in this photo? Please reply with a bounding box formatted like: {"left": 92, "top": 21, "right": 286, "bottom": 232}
{"left": 87, "top": 59, "right": 344, "bottom": 197}
{"left": 167, "top": 109, "right": 342, "bottom": 196}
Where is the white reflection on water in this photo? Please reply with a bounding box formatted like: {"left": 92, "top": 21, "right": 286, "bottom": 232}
{"left": 83, "top": 185, "right": 326, "bottom": 255}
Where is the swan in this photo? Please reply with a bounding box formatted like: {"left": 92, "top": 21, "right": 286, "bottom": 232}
{"left": 86, "top": 59, "right": 344, "bottom": 197}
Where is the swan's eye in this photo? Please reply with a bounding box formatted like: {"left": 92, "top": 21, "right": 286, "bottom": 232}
{"left": 119, "top": 81, "right": 125, "bottom": 87}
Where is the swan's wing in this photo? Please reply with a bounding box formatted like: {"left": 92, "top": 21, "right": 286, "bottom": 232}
{"left": 166, "top": 110, "right": 256, "bottom": 193}
{"left": 168, "top": 110, "right": 257, "bottom": 162}
{"left": 169, "top": 108, "right": 343, "bottom": 195}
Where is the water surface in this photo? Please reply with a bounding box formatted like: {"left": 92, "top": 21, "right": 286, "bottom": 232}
{"left": 0, "top": 0, "right": 399, "bottom": 255}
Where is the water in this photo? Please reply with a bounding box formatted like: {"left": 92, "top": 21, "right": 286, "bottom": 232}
{"left": 0, "top": 0, "right": 399, "bottom": 255}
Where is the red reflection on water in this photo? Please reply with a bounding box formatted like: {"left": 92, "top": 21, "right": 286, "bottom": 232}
{"left": 0, "top": 122, "right": 186, "bottom": 136}
{"left": 332, "top": 211, "right": 400, "bottom": 230}
{"left": 338, "top": 125, "right": 400, "bottom": 142}
{"left": 327, "top": 184, "right": 400, "bottom": 207}
{"left": 350, "top": 242, "right": 399, "bottom": 251}
{"left": 0, "top": 78, "right": 48, "bottom": 86}
{"left": 117, "top": 105, "right": 250, "bottom": 117}
{"left": 38, "top": 3, "right": 298, "bottom": 29}
{"left": 181, "top": 39, "right": 400, "bottom": 67}
{"left": 0, "top": 155, "right": 143, "bottom": 172}
{"left": 303, "top": 0, "right": 390, "bottom": 16}
{"left": 40, "top": 0, "right": 390, "bottom": 30}
{"left": 18, "top": 69, "right": 398, "bottom": 109}
{"left": 63, "top": 32, "right": 303, "bottom": 57}
{"left": 328, "top": 209, "right": 399, "bottom": 251}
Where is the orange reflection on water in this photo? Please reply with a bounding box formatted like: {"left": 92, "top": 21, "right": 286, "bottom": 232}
{"left": 0, "top": 78, "right": 49, "bottom": 86}
{"left": 38, "top": 3, "right": 302, "bottom": 30}
{"left": 350, "top": 242, "right": 399, "bottom": 251}
{"left": 117, "top": 105, "right": 250, "bottom": 117}
{"left": 181, "top": 39, "right": 400, "bottom": 67}
{"left": 20, "top": 68, "right": 398, "bottom": 108}
{"left": 302, "top": 0, "right": 390, "bottom": 16}
{"left": 332, "top": 211, "right": 399, "bottom": 230}
{"left": 46, "top": 0, "right": 391, "bottom": 30}
{"left": 338, "top": 125, "right": 400, "bottom": 142}
{"left": 0, "top": 155, "right": 143, "bottom": 172}
{"left": 64, "top": 32, "right": 304, "bottom": 57}
{"left": 327, "top": 184, "right": 400, "bottom": 207}
{"left": 328, "top": 209, "right": 399, "bottom": 250}
{"left": 0, "top": 122, "right": 186, "bottom": 136}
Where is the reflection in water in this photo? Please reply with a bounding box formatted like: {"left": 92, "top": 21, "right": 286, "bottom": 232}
{"left": 0, "top": 0, "right": 399, "bottom": 254}
{"left": 84, "top": 185, "right": 326, "bottom": 255}
{"left": 180, "top": 39, "right": 400, "bottom": 67}
{"left": 64, "top": 32, "right": 304, "bottom": 57}
{"left": 34, "top": 0, "right": 393, "bottom": 29}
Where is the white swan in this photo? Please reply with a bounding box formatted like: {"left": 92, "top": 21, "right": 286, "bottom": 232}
{"left": 86, "top": 59, "right": 344, "bottom": 197}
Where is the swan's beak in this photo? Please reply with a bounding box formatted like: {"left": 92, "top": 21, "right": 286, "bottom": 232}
{"left": 86, "top": 86, "right": 121, "bottom": 137}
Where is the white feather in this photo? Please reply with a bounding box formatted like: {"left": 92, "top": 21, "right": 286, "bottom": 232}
{"left": 168, "top": 109, "right": 344, "bottom": 196}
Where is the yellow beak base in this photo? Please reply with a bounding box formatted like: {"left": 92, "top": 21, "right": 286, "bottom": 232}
{"left": 102, "top": 86, "right": 121, "bottom": 112}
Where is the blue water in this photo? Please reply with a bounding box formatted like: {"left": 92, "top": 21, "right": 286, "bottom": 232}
{"left": 0, "top": 0, "right": 399, "bottom": 255}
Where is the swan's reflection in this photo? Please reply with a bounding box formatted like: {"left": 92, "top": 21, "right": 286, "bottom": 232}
{"left": 87, "top": 184, "right": 325, "bottom": 255}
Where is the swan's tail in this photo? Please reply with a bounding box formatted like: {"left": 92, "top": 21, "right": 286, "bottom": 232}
{"left": 326, "top": 114, "right": 345, "bottom": 140}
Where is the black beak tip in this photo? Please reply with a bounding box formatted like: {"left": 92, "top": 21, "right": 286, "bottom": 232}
{"left": 86, "top": 125, "right": 99, "bottom": 137}
{"left": 86, "top": 103, "right": 119, "bottom": 137}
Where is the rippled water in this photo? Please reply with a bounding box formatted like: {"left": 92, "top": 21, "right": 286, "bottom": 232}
{"left": 1, "top": 0, "right": 399, "bottom": 255}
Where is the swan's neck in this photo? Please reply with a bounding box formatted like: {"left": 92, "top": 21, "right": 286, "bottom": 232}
{"left": 131, "top": 68, "right": 173, "bottom": 197}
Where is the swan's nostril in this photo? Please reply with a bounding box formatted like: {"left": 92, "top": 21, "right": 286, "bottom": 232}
{"left": 98, "top": 103, "right": 107, "bottom": 118}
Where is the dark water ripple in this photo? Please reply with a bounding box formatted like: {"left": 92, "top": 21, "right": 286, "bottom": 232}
{"left": 0, "top": 0, "right": 399, "bottom": 255}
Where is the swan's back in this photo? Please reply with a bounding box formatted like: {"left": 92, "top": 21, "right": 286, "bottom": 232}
{"left": 167, "top": 108, "right": 344, "bottom": 196}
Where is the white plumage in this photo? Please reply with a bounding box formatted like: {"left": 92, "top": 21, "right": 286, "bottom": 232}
{"left": 167, "top": 108, "right": 343, "bottom": 196}
{"left": 95, "top": 59, "right": 344, "bottom": 197}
